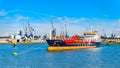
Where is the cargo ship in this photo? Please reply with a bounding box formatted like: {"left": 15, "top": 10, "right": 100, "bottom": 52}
{"left": 46, "top": 31, "right": 101, "bottom": 51}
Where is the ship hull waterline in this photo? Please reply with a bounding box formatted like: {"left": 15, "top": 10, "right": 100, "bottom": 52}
{"left": 48, "top": 46, "right": 97, "bottom": 51}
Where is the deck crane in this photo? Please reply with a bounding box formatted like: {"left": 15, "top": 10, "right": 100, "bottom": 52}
{"left": 59, "top": 18, "right": 65, "bottom": 38}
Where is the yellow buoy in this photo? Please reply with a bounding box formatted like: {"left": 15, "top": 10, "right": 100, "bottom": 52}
{"left": 13, "top": 52, "right": 18, "bottom": 56}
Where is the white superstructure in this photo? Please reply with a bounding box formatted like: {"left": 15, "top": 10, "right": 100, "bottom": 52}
{"left": 84, "top": 31, "right": 101, "bottom": 42}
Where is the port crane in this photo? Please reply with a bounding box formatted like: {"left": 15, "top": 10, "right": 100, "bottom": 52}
{"left": 27, "top": 17, "right": 33, "bottom": 38}
{"left": 111, "top": 19, "right": 120, "bottom": 38}
{"left": 23, "top": 16, "right": 34, "bottom": 39}
{"left": 50, "top": 18, "right": 56, "bottom": 39}
{"left": 50, "top": 18, "right": 54, "bottom": 30}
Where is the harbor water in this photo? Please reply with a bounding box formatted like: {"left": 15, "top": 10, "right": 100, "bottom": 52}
{"left": 0, "top": 43, "right": 120, "bottom": 68}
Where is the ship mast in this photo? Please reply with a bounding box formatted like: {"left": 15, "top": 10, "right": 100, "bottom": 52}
{"left": 96, "top": 25, "right": 98, "bottom": 32}
{"left": 65, "top": 24, "right": 68, "bottom": 38}
{"left": 59, "top": 18, "right": 65, "bottom": 38}
{"left": 90, "top": 26, "right": 93, "bottom": 32}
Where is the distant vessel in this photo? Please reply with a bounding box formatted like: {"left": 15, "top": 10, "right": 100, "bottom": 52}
{"left": 46, "top": 31, "right": 101, "bottom": 51}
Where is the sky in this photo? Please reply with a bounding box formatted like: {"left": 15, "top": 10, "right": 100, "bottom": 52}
{"left": 0, "top": 0, "right": 120, "bottom": 36}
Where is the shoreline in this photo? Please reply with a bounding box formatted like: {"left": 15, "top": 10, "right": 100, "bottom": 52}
{"left": 1, "top": 41, "right": 120, "bottom": 45}
{"left": 0, "top": 41, "right": 47, "bottom": 44}
{"left": 102, "top": 42, "right": 120, "bottom": 44}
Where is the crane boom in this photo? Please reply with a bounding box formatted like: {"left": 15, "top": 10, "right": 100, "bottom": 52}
{"left": 27, "top": 16, "right": 32, "bottom": 34}
{"left": 23, "top": 22, "right": 26, "bottom": 34}
{"left": 50, "top": 18, "right": 54, "bottom": 30}
{"left": 112, "top": 19, "right": 120, "bottom": 37}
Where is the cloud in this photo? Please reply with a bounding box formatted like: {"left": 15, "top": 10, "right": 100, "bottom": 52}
{"left": 0, "top": 10, "right": 8, "bottom": 16}
{"left": 0, "top": 10, "right": 18, "bottom": 16}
